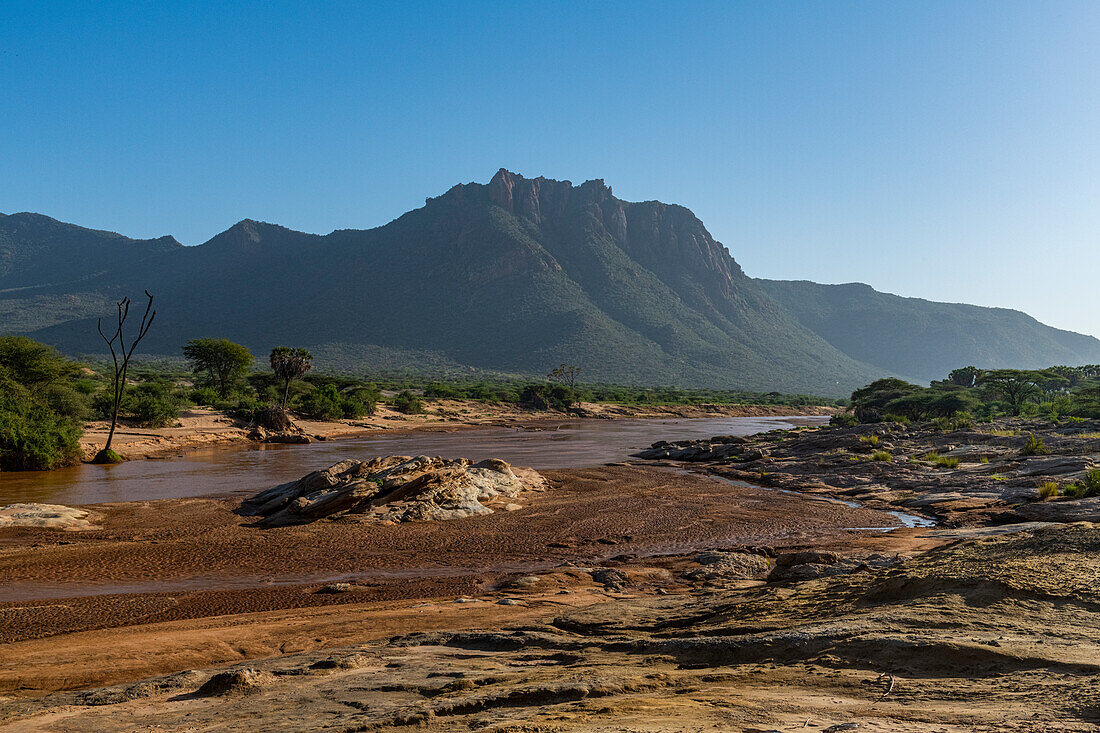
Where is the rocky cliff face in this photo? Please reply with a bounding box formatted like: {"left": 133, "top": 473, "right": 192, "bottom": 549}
{"left": 482, "top": 169, "right": 739, "bottom": 297}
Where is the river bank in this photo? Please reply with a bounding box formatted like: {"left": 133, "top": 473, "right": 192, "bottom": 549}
{"left": 5, "top": 419, "right": 1097, "bottom": 730}
{"left": 634, "top": 415, "right": 1100, "bottom": 526}
{"left": 77, "top": 400, "right": 837, "bottom": 463}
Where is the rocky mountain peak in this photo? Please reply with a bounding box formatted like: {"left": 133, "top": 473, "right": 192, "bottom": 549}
{"left": 202, "top": 219, "right": 294, "bottom": 252}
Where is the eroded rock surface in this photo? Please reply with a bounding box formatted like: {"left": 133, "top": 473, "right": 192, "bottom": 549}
{"left": 0, "top": 503, "right": 99, "bottom": 531}
{"left": 240, "top": 455, "right": 546, "bottom": 526}
{"left": 680, "top": 550, "right": 771, "bottom": 581}
{"left": 6, "top": 525, "right": 1098, "bottom": 731}
{"left": 635, "top": 418, "right": 1100, "bottom": 526}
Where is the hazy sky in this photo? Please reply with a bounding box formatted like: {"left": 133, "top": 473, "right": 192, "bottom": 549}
{"left": 4, "top": 2, "right": 1100, "bottom": 335}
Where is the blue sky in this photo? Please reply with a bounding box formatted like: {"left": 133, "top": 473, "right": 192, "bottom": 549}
{"left": 4, "top": 1, "right": 1100, "bottom": 335}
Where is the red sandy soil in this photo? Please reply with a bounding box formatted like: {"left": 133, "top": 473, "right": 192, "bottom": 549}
{"left": 0, "top": 466, "right": 921, "bottom": 697}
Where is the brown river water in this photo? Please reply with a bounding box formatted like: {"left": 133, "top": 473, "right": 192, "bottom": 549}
{"left": 0, "top": 415, "right": 828, "bottom": 506}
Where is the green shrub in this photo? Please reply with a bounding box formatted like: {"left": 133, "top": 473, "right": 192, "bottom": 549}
{"left": 339, "top": 395, "right": 372, "bottom": 418}
{"left": 1020, "top": 435, "right": 1049, "bottom": 456}
{"left": 0, "top": 379, "right": 82, "bottom": 471}
{"left": 299, "top": 385, "right": 345, "bottom": 420}
{"left": 126, "top": 382, "right": 184, "bottom": 428}
{"left": 0, "top": 354, "right": 85, "bottom": 471}
{"left": 341, "top": 387, "right": 378, "bottom": 417}
{"left": 871, "top": 450, "right": 892, "bottom": 462}
{"left": 519, "top": 384, "right": 576, "bottom": 411}
{"left": 42, "top": 383, "right": 91, "bottom": 421}
{"left": 1037, "top": 481, "right": 1060, "bottom": 500}
{"left": 1062, "top": 483, "right": 1087, "bottom": 499}
{"left": 295, "top": 384, "right": 377, "bottom": 420}
{"left": 830, "top": 412, "right": 858, "bottom": 427}
{"left": 1082, "top": 468, "right": 1100, "bottom": 497}
{"left": 931, "top": 412, "right": 974, "bottom": 432}
{"left": 227, "top": 396, "right": 262, "bottom": 422}
{"left": 922, "top": 451, "right": 960, "bottom": 469}
{"left": 859, "top": 435, "right": 880, "bottom": 447}
{"left": 392, "top": 390, "right": 424, "bottom": 415}
{"left": 189, "top": 386, "right": 220, "bottom": 406}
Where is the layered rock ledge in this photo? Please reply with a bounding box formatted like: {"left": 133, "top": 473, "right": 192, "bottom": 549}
{"left": 635, "top": 418, "right": 1100, "bottom": 526}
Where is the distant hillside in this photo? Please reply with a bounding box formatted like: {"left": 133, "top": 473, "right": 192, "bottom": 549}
{"left": 758, "top": 279, "right": 1100, "bottom": 382}
{"left": 0, "top": 212, "right": 181, "bottom": 290}
{"left": 0, "top": 172, "right": 883, "bottom": 395}
{"left": 3, "top": 170, "right": 1097, "bottom": 395}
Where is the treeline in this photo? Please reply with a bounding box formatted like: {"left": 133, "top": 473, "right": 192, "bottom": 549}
{"left": 410, "top": 381, "right": 833, "bottom": 407}
{"left": 1, "top": 333, "right": 840, "bottom": 471}
{"left": 840, "top": 365, "right": 1100, "bottom": 427}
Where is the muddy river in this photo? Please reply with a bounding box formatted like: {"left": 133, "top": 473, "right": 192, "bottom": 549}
{"left": 0, "top": 415, "right": 827, "bottom": 505}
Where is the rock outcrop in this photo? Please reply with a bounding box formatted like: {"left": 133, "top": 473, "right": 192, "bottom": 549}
{"left": 634, "top": 418, "right": 1100, "bottom": 526}
{"left": 0, "top": 503, "right": 99, "bottom": 530}
{"left": 13, "top": 525, "right": 1100, "bottom": 731}
{"left": 239, "top": 455, "right": 545, "bottom": 526}
{"left": 680, "top": 550, "right": 771, "bottom": 582}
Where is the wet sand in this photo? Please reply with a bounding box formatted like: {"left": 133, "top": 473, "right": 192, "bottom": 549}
{"left": 0, "top": 466, "right": 923, "bottom": 696}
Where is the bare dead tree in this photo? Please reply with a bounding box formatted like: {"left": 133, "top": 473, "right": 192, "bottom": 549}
{"left": 94, "top": 290, "right": 156, "bottom": 463}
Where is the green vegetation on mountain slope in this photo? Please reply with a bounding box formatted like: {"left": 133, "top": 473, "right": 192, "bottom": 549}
{"left": 759, "top": 279, "right": 1100, "bottom": 383}
{"left": 5, "top": 171, "right": 1099, "bottom": 395}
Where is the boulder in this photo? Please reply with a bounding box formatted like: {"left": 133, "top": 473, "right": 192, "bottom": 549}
{"left": 240, "top": 455, "right": 545, "bottom": 526}
{"left": 196, "top": 668, "right": 274, "bottom": 696}
{"left": 590, "top": 568, "right": 628, "bottom": 590}
{"left": 264, "top": 433, "right": 311, "bottom": 444}
{"left": 681, "top": 551, "right": 771, "bottom": 581}
{"left": 769, "top": 562, "right": 848, "bottom": 582}
{"left": 775, "top": 550, "right": 840, "bottom": 567}
{"left": 631, "top": 438, "right": 762, "bottom": 462}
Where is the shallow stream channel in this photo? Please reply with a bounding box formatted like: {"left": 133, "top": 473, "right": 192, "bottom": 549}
{"left": 2, "top": 415, "right": 828, "bottom": 505}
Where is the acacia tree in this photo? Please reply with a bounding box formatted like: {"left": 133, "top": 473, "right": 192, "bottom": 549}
{"left": 548, "top": 363, "right": 580, "bottom": 389}
{"left": 183, "top": 338, "right": 253, "bottom": 398}
{"left": 269, "top": 346, "right": 313, "bottom": 408}
{"left": 947, "top": 366, "right": 981, "bottom": 388}
{"left": 978, "top": 369, "right": 1045, "bottom": 416}
{"left": 95, "top": 290, "right": 156, "bottom": 463}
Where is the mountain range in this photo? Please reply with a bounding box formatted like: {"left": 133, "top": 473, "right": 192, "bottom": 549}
{"left": 3, "top": 169, "right": 1099, "bottom": 396}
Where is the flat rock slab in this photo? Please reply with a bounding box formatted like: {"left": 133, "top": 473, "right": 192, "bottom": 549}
{"left": 0, "top": 503, "right": 99, "bottom": 531}
{"left": 1016, "top": 456, "right": 1095, "bottom": 477}
{"left": 941, "top": 444, "right": 1015, "bottom": 460}
{"left": 1015, "top": 497, "right": 1100, "bottom": 523}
